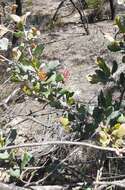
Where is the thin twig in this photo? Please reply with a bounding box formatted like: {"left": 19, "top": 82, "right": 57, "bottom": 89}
{"left": 0, "top": 140, "right": 124, "bottom": 153}
{"left": 94, "top": 179, "right": 125, "bottom": 188}
{"left": 0, "top": 87, "right": 21, "bottom": 110}
{"left": 101, "top": 174, "right": 125, "bottom": 181}
{"left": 27, "top": 117, "right": 50, "bottom": 127}
{"left": 69, "top": 0, "right": 89, "bottom": 34}
{"left": 94, "top": 156, "right": 105, "bottom": 190}
{"left": 52, "top": 0, "right": 67, "bottom": 21}
{"left": 25, "top": 147, "right": 80, "bottom": 186}
{"left": 23, "top": 158, "right": 51, "bottom": 186}
{"left": 4, "top": 87, "right": 21, "bottom": 104}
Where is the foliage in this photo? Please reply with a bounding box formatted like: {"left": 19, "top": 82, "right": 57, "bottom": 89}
{"left": 1, "top": 0, "right": 125, "bottom": 187}
{"left": 0, "top": 9, "right": 75, "bottom": 109}
{"left": 0, "top": 129, "right": 32, "bottom": 181}
{"left": 1, "top": 1, "right": 125, "bottom": 150}
{"left": 86, "top": 0, "right": 102, "bottom": 9}
{"left": 86, "top": 14, "right": 125, "bottom": 148}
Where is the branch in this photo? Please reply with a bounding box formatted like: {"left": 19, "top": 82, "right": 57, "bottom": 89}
{"left": 69, "top": 0, "right": 89, "bottom": 34}
{"left": 25, "top": 148, "right": 80, "bottom": 186}
{"left": 0, "top": 140, "right": 124, "bottom": 153}
{"left": 94, "top": 179, "right": 125, "bottom": 188}
{"left": 0, "top": 87, "right": 21, "bottom": 109}
{"left": 0, "top": 182, "right": 26, "bottom": 190}
{"left": 52, "top": 0, "right": 67, "bottom": 21}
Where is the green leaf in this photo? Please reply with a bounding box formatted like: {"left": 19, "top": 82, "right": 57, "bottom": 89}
{"left": 60, "top": 117, "right": 71, "bottom": 132}
{"left": 66, "top": 91, "right": 74, "bottom": 100}
{"left": 21, "top": 152, "right": 32, "bottom": 169}
{"left": 117, "top": 114, "right": 125, "bottom": 123}
{"left": 114, "top": 139, "right": 123, "bottom": 148}
{"left": 77, "top": 104, "right": 85, "bottom": 120}
{"left": 120, "top": 72, "right": 125, "bottom": 86}
{"left": 18, "top": 63, "right": 35, "bottom": 73}
{"left": 46, "top": 60, "right": 61, "bottom": 71}
{"left": 43, "top": 90, "right": 51, "bottom": 98}
{"left": 56, "top": 74, "right": 64, "bottom": 82}
{"left": 77, "top": 104, "right": 85, "bottom": 114}
{"left": 112, "top": 123, "right": 125, "bottom": 138}
{"left": 93, "top": 107, "right": 103, "bottom": 123}
{"left": 33, "top": 44, "right": 44, "bottom": 57}
{"left": 44, "top": 73, "right": 56, "bottom": 84}
{"left": 22, "top": 85, "right": 32, "bottom": 96}
{"left": 105, "top": 91, "right": 112, "bottom": 108}
{"left": 86, "top": 74, "right": 100, "bottom": 84}
{"left": 99, "top": 131, "right": 110, "bottom": 147}
{"left": 106, "top": 111, "right": 121, "bottom": 125}
{"left": 98, "top": 90, "right": 106, "bottom": 108}
{"left": 6, "top": 129, "right": 17, "bottom": 146}
{"left": 95, "top": 70, "right": 109, "bottom": 83}
{"left": 14, "top": 31, "right": 24, "bottom": 38}
{"left": 0, "top": 151, "right": 10, "bottom": 160}
{"left": 31, "top": 58, "right": 41, "bottom": 70}
{"left": 111, "top": 61, "right": 118, "bottom": 75}
{"left": 60, "top": 117, "right": 70, "bottom": 127}
{"left": 67, "top": 97, "right": 75, "bottom": 105}
{"left": 33, "top": 82, "right": 41, "bottom": 92}
{"left": 59, "top": 89, "right": 69, "bottom": 96}
{"left": 96, "top": 57, "right": 110, "bottom": 76}
{"left": 86, "top": 105, "right": 95, "bottom": 115}
{"left": 11, "top": 73, "right": 22, "bottom": 82}
{"left": 9, "top": 168, "right": 20, "bottom": 178}
{"left": 108, "top": 41, "right": 121, "bottom": 52}
{"left": 115, "top": 15, "right": 125, "bottom": 33}
{"left": 50, "top": 101, "right": 62, "bottom": 108}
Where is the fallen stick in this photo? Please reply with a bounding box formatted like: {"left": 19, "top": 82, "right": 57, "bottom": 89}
{"left": 94, "top": 179, "right": 125, "bottom": 188}
{"left": 0, "top": 182, "right": 28, "bottom": 190}
{"left": 0, "top": 140, "right": 124, "bottom": 154}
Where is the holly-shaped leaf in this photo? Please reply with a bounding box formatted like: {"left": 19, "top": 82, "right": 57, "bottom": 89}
{"left": 108, "top": 41, "right": 121, "bottom": 52}
{"left": 115, "top": 15, "right": 125, "bottom": 33}
{"left": 99, "top": 131, "right": 111, "bottom": 147}
{"left": 96, "top": 57, "right": 110, "bottom": 76}
{"left": 112, "top": 61, "right": 118, "bottom": 75}
{"left": 9, "top": 168, "right": 20, "bottom": 178}
{"left": 60, "top": 117, "right": 71, "bottom": 132}
{"left": 21, "top": 152, "right": 32, "bottom": 169}
{"left": 22, "top": 85, "right": 32, "bottom": 96}
{"left": 112, "top": 123, "right": 125, "bottom": 138}
{"left": 117, "top": 114, "right": 125, "bottom": 123}
{"left": 0, "top": 151, "right": 10, "bottom": 160}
